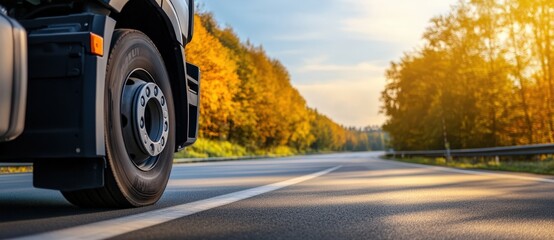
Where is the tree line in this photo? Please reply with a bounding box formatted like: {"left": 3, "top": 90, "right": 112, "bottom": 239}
{"left": 186, "top": 12, "right": 384, "bottom": 153}
{"left": 381, "top": 0, "right": 554, "bottom": 151}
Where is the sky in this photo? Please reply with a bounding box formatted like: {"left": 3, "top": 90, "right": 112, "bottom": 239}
{"left": 196, "top": 0, "right": 457, "bottom": 128}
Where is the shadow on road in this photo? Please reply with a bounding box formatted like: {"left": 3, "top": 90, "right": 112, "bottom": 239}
{"left": 119, "top": 161, "right": 554, "bottom": 239}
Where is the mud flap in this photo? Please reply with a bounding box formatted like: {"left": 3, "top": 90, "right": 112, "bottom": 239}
{"left": 34, "top": 158, "right": 106, "bottom": 191}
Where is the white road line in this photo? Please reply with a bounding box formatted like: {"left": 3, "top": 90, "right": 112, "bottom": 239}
{"left": 380, "top": 157, "right": 554, "bottom": 183}
{"left": 12, "top": 165, "right": 342, "bottom": 240}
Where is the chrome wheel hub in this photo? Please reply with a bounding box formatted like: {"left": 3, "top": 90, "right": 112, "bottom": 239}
{"left": 121, "top": 69, "right": 169, "bottom": 170}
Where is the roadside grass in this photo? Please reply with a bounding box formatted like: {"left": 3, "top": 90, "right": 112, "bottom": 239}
{"left": 0, "top": 166, "right": 32, "bottom": 174}
{"left": 174, "top": 138, "right": 298, "bottom": 159}
{"left": 385, "top": 156, "right": 554, "bottom": 175}
{"left": 175, "top": 138, "right": 249, "bottom": 158}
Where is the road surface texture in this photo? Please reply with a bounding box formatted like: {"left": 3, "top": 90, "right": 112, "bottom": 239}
{"left": 2, "top": 152, "right": 554, "bottom": 240}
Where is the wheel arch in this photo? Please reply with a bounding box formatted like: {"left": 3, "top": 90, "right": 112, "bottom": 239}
{"left": 111, "top": 0, "right": 190, "bottom": 152}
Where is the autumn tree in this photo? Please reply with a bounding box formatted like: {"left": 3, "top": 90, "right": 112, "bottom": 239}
{"left": 186, "top": 15, "right": 240, "bottom": 139}
{"left": 381, "top": 0, "right": 554, "bottom": 150}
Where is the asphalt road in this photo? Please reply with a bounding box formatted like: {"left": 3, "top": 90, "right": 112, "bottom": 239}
{"left": 2, "top": 152, "right": 554, "bottom": 240}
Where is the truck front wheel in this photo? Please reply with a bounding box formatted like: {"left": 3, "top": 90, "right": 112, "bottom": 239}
{"left": 62, "top": 29, "right": 175, "bottom": 207}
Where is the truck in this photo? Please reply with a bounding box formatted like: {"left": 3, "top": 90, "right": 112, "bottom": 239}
{"left": 0, "top": 0, "right": 200, "bottom": 208}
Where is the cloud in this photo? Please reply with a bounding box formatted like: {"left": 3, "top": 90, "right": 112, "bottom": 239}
{"left": 339, "top": 0, "right": 454, "bottom": 48}
{"left": 294, "top": 60, "right": 387, "bottom": 127}
{"left": 298, "top": 61, "right": 385, "bottom": 73}
{"left": 297, "top": 79, "right": 386, "bottom": 127}
{"left": 273, "top": 32, "right": 326, "bottom": 42}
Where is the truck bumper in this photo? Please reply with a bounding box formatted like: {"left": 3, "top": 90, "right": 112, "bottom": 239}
{"left": 0, "top": 13, "right": 27, "bottom": 142}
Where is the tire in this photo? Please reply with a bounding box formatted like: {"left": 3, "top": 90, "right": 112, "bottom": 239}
{"left": 61, "top": 29, "right": 175, "bottom": 208}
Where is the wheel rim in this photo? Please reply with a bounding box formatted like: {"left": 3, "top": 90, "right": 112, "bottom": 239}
{"left": 120, "top": 69, "right": 169, "bottom": 171}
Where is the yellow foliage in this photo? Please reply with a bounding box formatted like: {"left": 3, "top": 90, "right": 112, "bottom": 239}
{"left": 186, "top": 15, "right": 240, "bottom": 139}
{"left": 382, "top": 0, "right": 554, "bottom": 150}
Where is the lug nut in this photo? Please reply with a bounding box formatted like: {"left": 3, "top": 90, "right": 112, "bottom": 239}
{"left": 161, "top": 96, "right": 165, "bottom": 106}
{"left": 140, "top": 96, "right": 145, "bottom": 106}
{"left": 154, "top": 87, "right": 159, "bottom": 96}
{"left": 161, "top": 137, "right": 165, "bottom": 146}
{"left": 140, "top": 117, "right": 145, "bottom": 128}
{"left": 146, "top": 87, "right": 150, "bottom": 97}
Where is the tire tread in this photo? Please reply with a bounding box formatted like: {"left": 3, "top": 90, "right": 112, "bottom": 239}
{"left": 61, "top": 29, "right": 172, "bottom": 208}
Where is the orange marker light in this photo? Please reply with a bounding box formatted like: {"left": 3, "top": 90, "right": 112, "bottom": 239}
{"left": 90, "top": 33, "right": 104, "bottom": 56}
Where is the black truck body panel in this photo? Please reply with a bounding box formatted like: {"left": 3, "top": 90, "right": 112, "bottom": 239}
{"left": 0, "top": 13, "right": 115, "bottom": 160}
{"left": 186, "top": 63, "right": 200, "bottom": 141}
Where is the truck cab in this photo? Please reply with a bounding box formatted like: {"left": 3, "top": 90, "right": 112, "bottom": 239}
{"left": 0, "top": 0, "right": 200, "bottom": 208}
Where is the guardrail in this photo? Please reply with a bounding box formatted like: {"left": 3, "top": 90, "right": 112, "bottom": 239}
{"left": 386, "top": 143, "right": 554, "bottom": 158}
